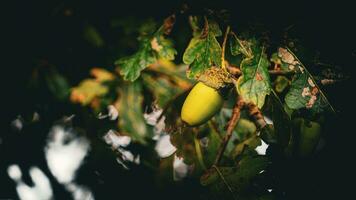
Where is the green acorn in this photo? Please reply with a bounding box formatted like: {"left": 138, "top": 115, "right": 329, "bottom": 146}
{"left": 298, "top": 119, "right": 321, "bottom": 157}
{"left": 285, "top": 118, "right": 321, "bottom": 157}
{"left": 181, "top": 68, "right": 232, "bottom": 126}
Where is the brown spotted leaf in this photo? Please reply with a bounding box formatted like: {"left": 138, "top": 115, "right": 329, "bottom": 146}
{"left": 284, "top": 48, "right": 333, "bottom": 113}
{"left": 236, "top": 45, "right": 271, "bottom": 108}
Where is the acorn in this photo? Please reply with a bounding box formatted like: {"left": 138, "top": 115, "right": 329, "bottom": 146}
{"left": 181, "top": 68, "right": 233, "bottom": 126}
{"left": 297, "top": 119, "right": 321, "bottom": 157}
{"left": 285, "top": 118, "right": 321, "bottom": 157}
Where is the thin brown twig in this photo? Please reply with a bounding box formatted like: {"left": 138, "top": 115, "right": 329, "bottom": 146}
{"left": 214, "top": 96, "right": 245, "bottom": 166}
{"left": 221, "top": 26, "right": 231, "bottom": 71}
{"left": 268, "top": 69, "right": 295, "bottom": 75}
{"left": 246, "top": 102, "right": 267, "bottom": 130}
{"left": 227, "top": 65, "right": 295, "bottom": 76}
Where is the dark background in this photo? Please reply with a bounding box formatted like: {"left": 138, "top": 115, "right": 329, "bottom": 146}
{"left": 2, "top": 0, "right": 355, "bottom": 199}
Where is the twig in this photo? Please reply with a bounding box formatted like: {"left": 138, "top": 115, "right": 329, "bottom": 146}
{"left": 221, "top": 26, "right": 231, "bottom": 71}
{"left": 194, "top": 130, "right": 207, "bottom": 170}
{"left": 214, "top": 96, "right": 245, "bottom": 165}
{"left": 268, "top": 69, "right": 295, "bottom": 75}
{"left": 227, "top": 65, "right": 295, "bottom": 76}
{"left": 246, "top": 102, "right": 267, "bottom": 130}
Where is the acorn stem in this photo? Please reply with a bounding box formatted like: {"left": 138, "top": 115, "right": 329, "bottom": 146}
{"left": 214, "top": 96, "right": 244, "bottom": 166}
{"left": 221, "top": 26, "right": 230, "bottom": 71}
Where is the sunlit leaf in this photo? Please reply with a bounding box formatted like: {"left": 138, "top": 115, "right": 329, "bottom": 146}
{"left": 90, "top": 68, "right": 115, "bottom": 82}
{"left": 115, "top": 39, "right": 156, "bottom": 81}
{"left": 70, "top": 79, "right": 109, "bottom": 106}
{"left": 115, "top": 16, "right": 177, "bottom": 81}
{"left": 183, "top": 19, "right": 222, "bottom": 78}
{"left": 236, "top": 46, "right": 271, "bottom": 108}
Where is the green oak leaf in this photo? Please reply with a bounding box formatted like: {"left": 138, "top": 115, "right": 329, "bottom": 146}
{"left": 115, "top": 39, "right": 156, "bottom": 81}
{"left": 115, "top": 16, "right": 177, "bottom": 81}
{"left": 200, "top": 155, "right": 270, "bottom": 199}
{"left": 285, "top": 72, "right": 328, "bottom": 113}
{"left": 198, "top": 123, "right": 222, "bottom": 168}
{"left": 183, "top": 19, "right": 222, "bottom": 78}
{"left": 236, "top": 46, "right": 271, "bottom": 108}
{"left": 283, "top": 48, "right": 333, "bottom": 113}
{"left": 117, "top": 82, "right": 151, "bottom": 144}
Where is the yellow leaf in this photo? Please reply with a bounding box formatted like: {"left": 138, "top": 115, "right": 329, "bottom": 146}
{"left": 70, "top": 79, "right": 109, "bottom": 105}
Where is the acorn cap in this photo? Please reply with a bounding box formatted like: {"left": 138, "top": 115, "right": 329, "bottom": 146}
{"left": 196, "top": 67, "right": 233, "bottom": 90}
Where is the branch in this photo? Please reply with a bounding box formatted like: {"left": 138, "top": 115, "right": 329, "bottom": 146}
{"left": 268, "top": 69, "right": 295, "bottom": 75}
{"left": 246, "top": 102, "right": 267, "bottom": 130}
{"left": 221, "top": 26, "right": 231, "bottom": 71}
{"left": 214, "top": 96, "right": 245, "bottom": 166}
{"left": 227, "top": 65, "right": 295, "bottom": 76}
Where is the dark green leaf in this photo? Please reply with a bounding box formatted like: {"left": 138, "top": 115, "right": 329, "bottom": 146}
{"left": 83, "top": 25, "right": 105, "bottom": 48}
{"left": 283, "top": 47, "right": 333, "bottom": 113}
{"left": 199, "top": 123, "right": 222, "bottom": 168}
{"left": 270, "top": 92, "right": 291, "bottom": 147}
{"left": 46, "top": 70, "right": 70, "bottom": 101}
{"left": 200, "top": 156, "right": 270, "bottom": 199}
{"left": 232, "top": 135, "right": 261, "bottom": 158}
